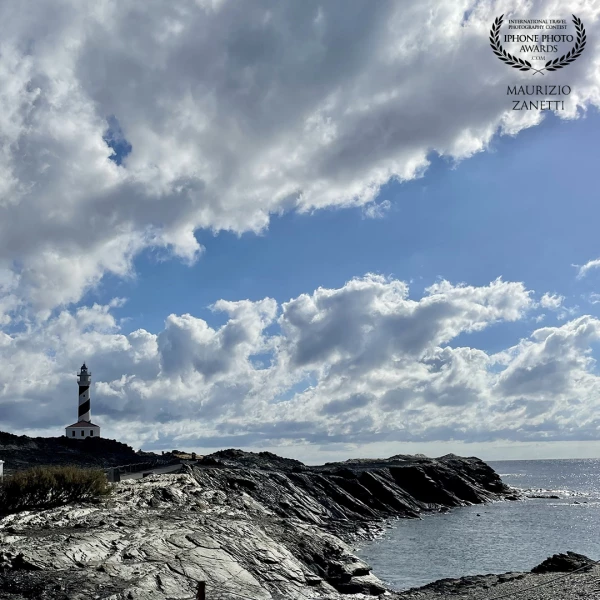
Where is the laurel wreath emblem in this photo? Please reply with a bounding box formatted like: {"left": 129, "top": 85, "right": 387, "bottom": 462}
{"left": 490, "top": 14, "right": 586, "bottom": 75}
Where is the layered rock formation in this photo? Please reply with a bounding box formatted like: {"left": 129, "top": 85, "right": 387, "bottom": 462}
{"left": 0, "top": 450, "right": 515, "bottom": 599}
{"left": 193, "top": 450, "right": 514, "bottom": 539}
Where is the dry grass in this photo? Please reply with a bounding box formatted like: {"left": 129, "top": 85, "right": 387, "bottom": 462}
{"left": 0, "top": 465, "right": 112, "bottom": 514}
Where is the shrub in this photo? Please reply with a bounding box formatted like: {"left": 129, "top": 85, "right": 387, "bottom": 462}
{"left": 0, "top": 466, "right": 112, "bottom": 514}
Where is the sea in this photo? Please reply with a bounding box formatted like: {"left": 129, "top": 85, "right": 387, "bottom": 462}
{"left": 356, "top": 459, "right": 600, "bottom": 591}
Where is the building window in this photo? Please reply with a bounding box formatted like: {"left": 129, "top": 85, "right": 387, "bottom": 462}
{"left": 90, "top": 430, "right": 94, "bottom": 436}
{"left": 81, "top": 430, "right": 84, "bottom": 436}
{"left": 72, "top": 431, "right": 75, "bottom": 437}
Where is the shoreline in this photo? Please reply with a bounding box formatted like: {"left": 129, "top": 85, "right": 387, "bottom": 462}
{"left": 5, "top": 450, "right": 594, "bottom": 599}
{"left": 396, "top": 555, "right": 600, "bottom": 600}
{"left": 354, "top": 488, "right": 600, "bottom": 600}
{"left": 354, "top": 492, "right": 525, "bottom": 592}
{"left": 11, "top": 451, "right": 597, "bottom": 599}
{"left": 0, "top": 450, "right": 515, "bottom": 598}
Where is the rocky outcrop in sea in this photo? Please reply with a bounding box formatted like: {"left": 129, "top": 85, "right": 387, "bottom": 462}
{"left": 0, "top": 450, "right": 516, "bottom": 599}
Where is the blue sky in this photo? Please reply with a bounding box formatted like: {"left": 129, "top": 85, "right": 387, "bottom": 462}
{"left": 99, "top": 110, "right": 600, "bottom": 351}
{"left": 1, "top": 0, "right": 600, "bottom": 462}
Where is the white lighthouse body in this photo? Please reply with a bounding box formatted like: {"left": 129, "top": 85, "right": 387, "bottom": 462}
{"left": 65, "top": 363, "right": 101, "bottom": 439}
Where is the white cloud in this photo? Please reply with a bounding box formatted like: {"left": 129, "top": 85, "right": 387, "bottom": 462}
{"left": 3, "top": 275, "right": 600, "bottom": 455}
{"left": 1, "top": 1, "right": 600, "bottom": 456}
{"left": 0, "top": 0, "right": 597, "bottom": 318}
{"left": 362, "top": 200, "right": 391, "bottom": 219}
{"left": 575, "top": 258, "right": 600, "bottom": 279}
{"left": 537, "top": 293, "right": 578, "bottom": 322}
{"left": 278, "top": 275, "right": 531, "bottom": 371}
{"left": 540, "top": 293, "right": 564, "bottom": 310}
{"left": 157, "top": 298, "right": 277, "bottom": 380}
{"left": 496, "top": 316, "right": 600, "bottom": 400}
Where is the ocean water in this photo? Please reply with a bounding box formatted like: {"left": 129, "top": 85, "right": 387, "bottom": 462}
{"left": 356, "top": 459, "right": 600, "bottom": 591}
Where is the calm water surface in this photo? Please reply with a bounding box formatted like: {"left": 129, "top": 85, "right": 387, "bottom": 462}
{"left": 356, "top": 459, "right": 600, "bottom": 591}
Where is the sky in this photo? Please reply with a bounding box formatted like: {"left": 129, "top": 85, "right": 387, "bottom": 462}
{"left": 1, "top": 0, "right": 600, "bottom": 463}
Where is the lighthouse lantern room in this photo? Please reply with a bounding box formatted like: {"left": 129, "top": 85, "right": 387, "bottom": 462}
{"left": 65, "top": 363, "right": 101, "bottom": 439}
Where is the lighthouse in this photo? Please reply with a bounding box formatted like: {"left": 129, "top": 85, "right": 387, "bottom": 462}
{"left": 65, "top": 363, "right": 101, "bottom": 439}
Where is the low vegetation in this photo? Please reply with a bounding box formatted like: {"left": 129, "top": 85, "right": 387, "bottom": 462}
{"left": 0, "top": 465, "right": 112, "bottom": 514}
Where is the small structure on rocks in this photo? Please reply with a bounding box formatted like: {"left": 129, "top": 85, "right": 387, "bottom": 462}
{"left": 65, "top": 363, "right": 101, "bottom": 439}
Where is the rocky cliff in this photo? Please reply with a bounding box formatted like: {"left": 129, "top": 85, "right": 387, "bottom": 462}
{"left": 0, "top": 450, "right": 516, "bottom": 599}
{"left": 0, "top": 431, "right": 145, "bottom": 472}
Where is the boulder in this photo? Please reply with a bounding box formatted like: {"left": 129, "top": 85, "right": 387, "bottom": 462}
{"left": 531, "top": 551, "right": 596, "bottom": 574}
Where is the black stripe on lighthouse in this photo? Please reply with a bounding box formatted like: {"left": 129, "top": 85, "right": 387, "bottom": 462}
{"left": 79, "top": 399, "right": 91, "bottom": 418}
{"left": 79, "top": 385, "right": 90, "bottom": 395}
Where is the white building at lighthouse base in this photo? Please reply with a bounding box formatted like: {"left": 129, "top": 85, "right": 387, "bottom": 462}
{"left": 66, "top": 421, "right": 101, "bottom": 439}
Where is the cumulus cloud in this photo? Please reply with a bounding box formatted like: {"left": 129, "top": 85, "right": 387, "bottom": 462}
{"left": 1, "top": 1, "right": 600, "bottom": 454}
{"left": 2, "top": 275, "right": 600, "bottom": 453}
{"left": 540, "top": 293, "right": 564, "bottom": 310}
{"left": 496, "top": 316, "right": 600, "bottom": 399}
{"left": 278, "top": 275, "right": 531, "bottom": 372}
{"left": 157, "top": 299, "right": 277, "bottom": 380}
{"left": 538, "top": 292, "right": 577, "bottom": 322}
{"left": 0, "top": 0, "right": 598, "bottom": 317}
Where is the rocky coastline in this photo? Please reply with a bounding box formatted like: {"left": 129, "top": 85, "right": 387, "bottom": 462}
{"left": 2, "top": 448, "right": 597, "bottom": 599}
{"left": 397, "top": 552, "right": 599, "bottom": 600}
{"left": 2, "top": 447, "right": 594, "bottom": 599}
{"left": 0, "top": 448, "right": 524, "bottom": 599}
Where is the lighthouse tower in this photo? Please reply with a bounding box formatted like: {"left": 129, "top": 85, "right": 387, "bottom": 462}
{"left": 65, "top": 363, "right": 101, "bottom": 439}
